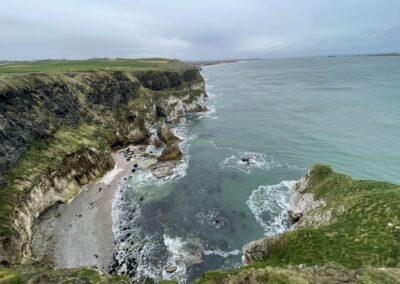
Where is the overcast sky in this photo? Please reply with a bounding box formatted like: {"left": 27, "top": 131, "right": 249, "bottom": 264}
{"left": 1, "top": 0, "right": 400, "bottom": 60}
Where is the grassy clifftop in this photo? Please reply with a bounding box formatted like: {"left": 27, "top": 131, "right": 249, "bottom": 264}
{"left": 0, "top": 58, "right": 194, "bottom": 74}
{"left": 195, "top": 165, "right": 400, "bottom": 283}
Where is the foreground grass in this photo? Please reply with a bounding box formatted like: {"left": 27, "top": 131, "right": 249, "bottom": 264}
{"left": 0, "top": 58, "right": 193, "bottom": 75}
{"left": 0, "top": 266, "right": 129, "bottom": 283}
{"left": 195, "top": 263, "right": 400, "bottom": 284}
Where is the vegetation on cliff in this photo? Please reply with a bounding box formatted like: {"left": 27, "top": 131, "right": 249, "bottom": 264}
{"left": 0, "top": 59, "right": 205, "bottom": 264}
{"left": 195, "top": 165, "right": 400, "bottom": 283}
{"left": 0, "top": 58, "right": 194, "bottom": 74}
{"left": 0, "top": 265, "right": 129, "bottom": 284}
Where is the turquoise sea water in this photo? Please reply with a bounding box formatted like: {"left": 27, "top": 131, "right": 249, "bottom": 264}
{"left": 114, "top": 56, "right": 400, "bottom": 282}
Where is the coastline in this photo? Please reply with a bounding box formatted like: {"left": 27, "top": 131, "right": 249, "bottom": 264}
{"left": 31, "top": 148, "right": 137, "bottom": 272}
{"left": 31, "top": 126, "right": 189, "bottom": 274}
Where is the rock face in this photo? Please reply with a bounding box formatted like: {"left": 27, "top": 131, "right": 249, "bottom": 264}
{"left": 157, "top": 143, "right": 182, "bottom": 162}
{"left": 0, "top": 68, "right": 206, "bottom": 264}
{"left": 242, "top": 235, "right": 280, "bottom": 265}
{"left": 288, "top": 170, "right": 327, "bottom": 228}
{"left": 157, "top": 122, "right": 178, "bottom": 145}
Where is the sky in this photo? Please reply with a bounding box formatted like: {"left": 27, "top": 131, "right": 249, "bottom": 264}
{"left": 1, "top": 0, "right": 400, "bottom": 60}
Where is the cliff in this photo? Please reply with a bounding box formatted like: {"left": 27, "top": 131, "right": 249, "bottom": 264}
{"left": 0, "top": 65, "right": 206, "bottom": 266}
{"left": 196, "top": 165, "right": 400, "bottom": 283}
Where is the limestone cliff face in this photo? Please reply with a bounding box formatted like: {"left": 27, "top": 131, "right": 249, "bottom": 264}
{"left": 1, "top": 148, "right": 115, "bottom": 263}
{"left": 0, "top": 68, "right": 206, "bottom": 263}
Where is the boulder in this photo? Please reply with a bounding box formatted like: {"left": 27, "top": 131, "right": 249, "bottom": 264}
{"left": 242, "top": 235, "right": 280, "bottom": 264}
{"left": 165, "top": 266, "right": 177, "bottom": 273}
{"left": 158, "top": 143, "right": 182, "bottom": 162}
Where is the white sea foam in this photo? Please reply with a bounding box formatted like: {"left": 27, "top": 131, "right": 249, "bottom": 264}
{"left": 111, "top": 120, "right": 198, "bottom": 283}
{"left": 203, "top": 249, "right": 241, "bottom": 258}
{"left": 247, "top": 180, "right": 296, "bottom": 236}
{"left": 100, "top": 162, "right": 123, "bottom": 185}
{"left": 195, "top": 104, "right": 218, "bottom": 120}
{"left": 220, "top": 148, "right": 280, "bottom": 174}
{"left": 161, "top": 235, "right": 189, "bottom": 283}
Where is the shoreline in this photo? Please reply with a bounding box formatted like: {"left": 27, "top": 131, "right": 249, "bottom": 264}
{"left": 31, "top": 148, "right": 137, "bottom": 272}
{"left": 31, "top": 129, "right": 186, "bottom": 274}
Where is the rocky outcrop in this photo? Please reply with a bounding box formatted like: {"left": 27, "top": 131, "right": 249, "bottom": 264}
{"left": 242, "top": 235, "right": 280, "bottom": 264}
{"left": 242, "top": 166, "right": 330, "bottom": 265}
{"left": 157, "top": 143, "right": 182, "bottom": 162}
{"left": 0, "top": 67, "right": 206, "bottom": 264}
{"left": 157, "top": 122, "right": 178, "bottom": 145}
{"left": 288, "top": 170, "right": 327, "bottom": 228}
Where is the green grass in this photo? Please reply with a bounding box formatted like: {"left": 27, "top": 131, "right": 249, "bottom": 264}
{"left": 0, "top": 269, "right": 21, "bottom": 284}
{"left": 1, "top": 266, "right": 129, "bottom": 283}
{"left": 195, "top": 264, "right": 400, "bottom": 284}
{"left": 0, "top": 124, "right": 115, "bottom": 239}
{"left": 0, "top": 58, "right": 193, "bottom": 75}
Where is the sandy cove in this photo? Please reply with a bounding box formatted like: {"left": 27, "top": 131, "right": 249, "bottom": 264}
{"left": 31, "top": 143, "right": 174, "bottom": 273}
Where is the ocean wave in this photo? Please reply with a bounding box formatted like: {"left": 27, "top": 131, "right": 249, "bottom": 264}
{"left": 247, "top": 180, "right": 296, "bottom": 236}
{"left": 220, "top": 148, "right": 280, "bottom": 174}
{"left": 203, "top": 249, "right": 241, "bottom": 258}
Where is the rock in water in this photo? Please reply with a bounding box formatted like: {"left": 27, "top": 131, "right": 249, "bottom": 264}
{"left": 158, "top": 143, "right": 182, "bottom": 162}
{"left": 165, "top": 266, "right": 177, "bottom": 273}
{"left": 157, "top": 123, "right": 178, "bottom": 145}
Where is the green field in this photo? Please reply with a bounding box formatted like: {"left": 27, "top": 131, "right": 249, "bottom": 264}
{"left": 0, "top": 58, "right": 193, "bottom": 74}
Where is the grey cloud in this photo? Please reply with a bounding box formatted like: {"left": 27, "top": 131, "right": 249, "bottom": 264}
{"left": 1, "top": 0, "right": 400, "bottom": 60}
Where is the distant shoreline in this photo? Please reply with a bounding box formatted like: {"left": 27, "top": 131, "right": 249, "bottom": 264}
{"left": 186, "top": 58, "right": 260, "bottom": 67}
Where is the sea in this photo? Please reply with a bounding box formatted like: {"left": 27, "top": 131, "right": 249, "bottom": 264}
{"left": 112, "top": 56, "right": 400, "bottom": 283}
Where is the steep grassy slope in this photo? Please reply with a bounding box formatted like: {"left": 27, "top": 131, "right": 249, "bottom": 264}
{"left": 195, "top": 165, "right": 400, "bottom": 283}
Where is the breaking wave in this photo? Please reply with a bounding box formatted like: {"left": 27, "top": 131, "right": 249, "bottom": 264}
{"left": 247, "top": 180, "right": 296, "bottom": 236}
